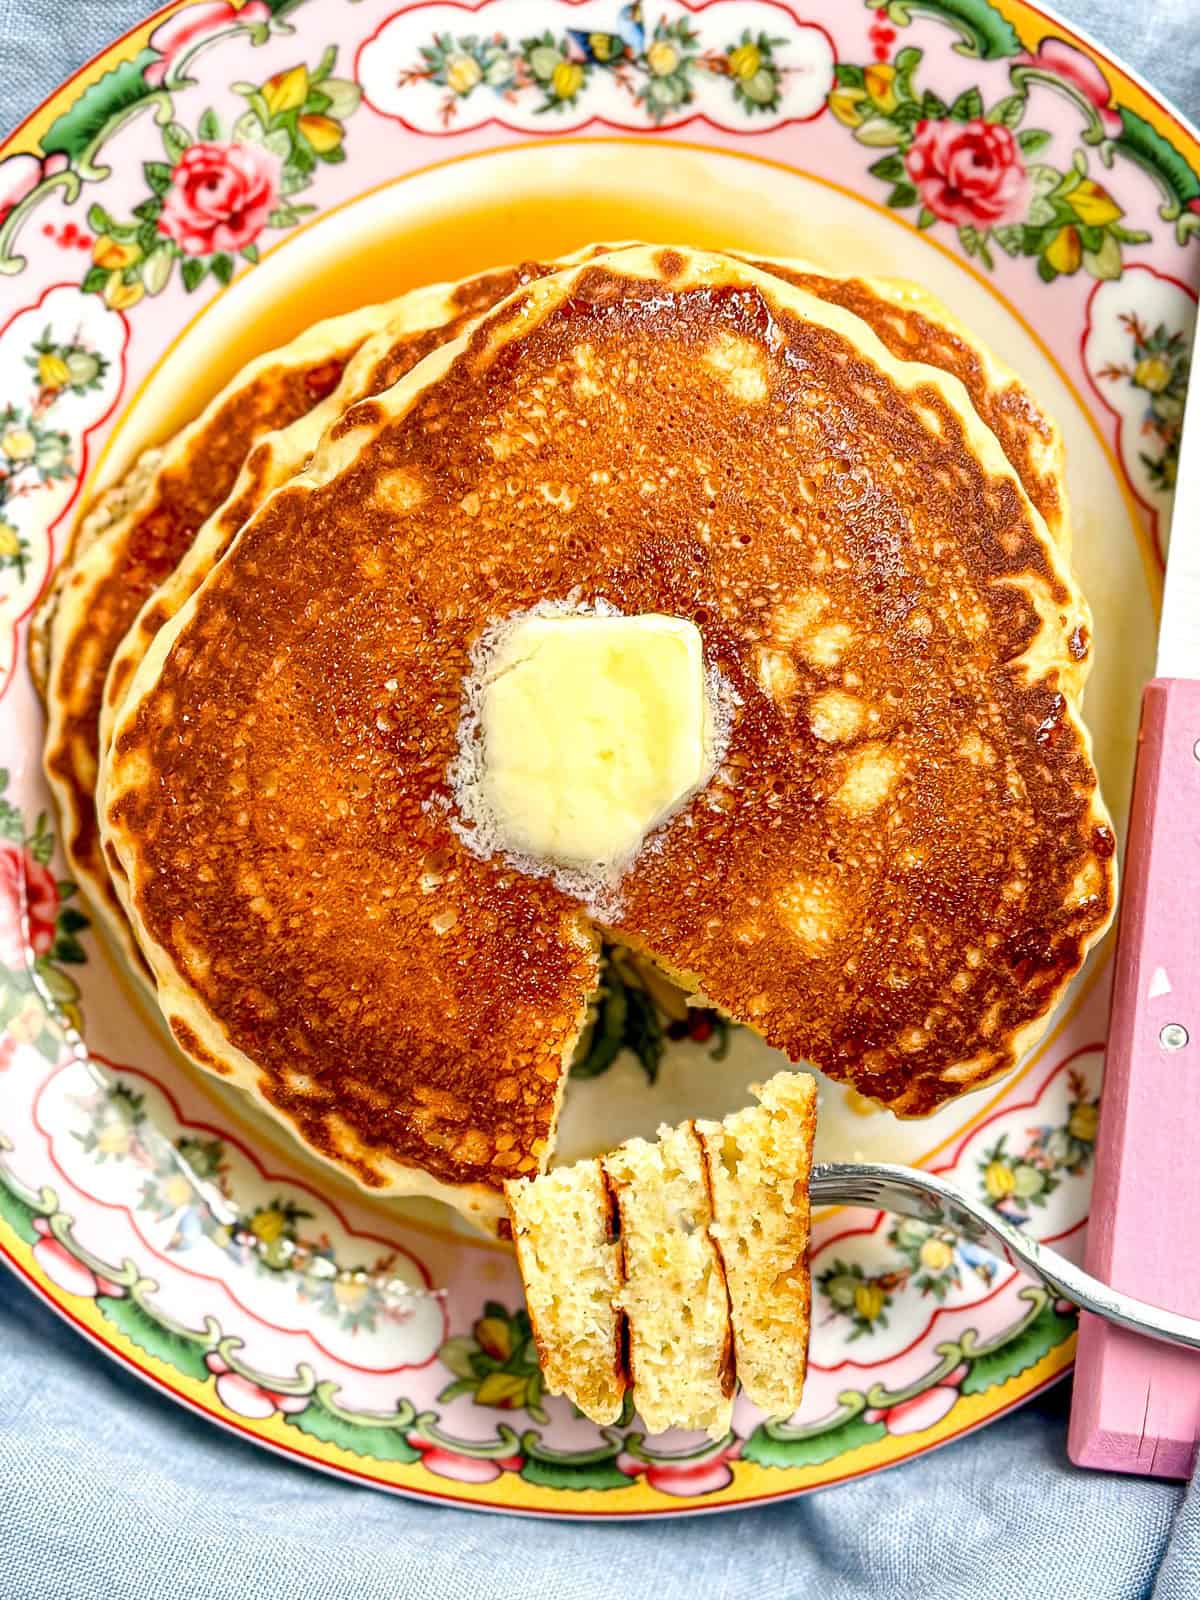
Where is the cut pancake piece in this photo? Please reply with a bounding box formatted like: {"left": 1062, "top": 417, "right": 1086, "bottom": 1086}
{"left": 695, "top": 1071, "right": 816, "bottom": 1418}
{"left": 506, "top": 1162, "right": 625, "bottom": 1426}
{"left": 604, "top": 1119, "right": 734, "bottom": 1440}
{"left": 504, "top": 1071, "right": 816, "bottom": 1435}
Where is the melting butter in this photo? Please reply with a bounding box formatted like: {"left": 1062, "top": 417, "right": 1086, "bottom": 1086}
{"left": 477, "top": 613, "right": 710, "bottom": 872}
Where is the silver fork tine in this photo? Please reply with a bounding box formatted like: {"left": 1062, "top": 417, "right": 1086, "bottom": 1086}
{"left": 810, "top": 1162, "right": 1200, "bottom": 1352}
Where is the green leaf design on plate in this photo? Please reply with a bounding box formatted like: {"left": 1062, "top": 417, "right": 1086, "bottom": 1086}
{"left": 868, "top": 153, "right": 907, "bottom": 182}
{"left": 520, "top": 1455, "right": 630, "bottom": 1490}
{"left": 622, "top": 985, "right": 664, "bottom": 1084}
{"left": 1017, "top": 128, "right": 1052, "bottom": 156}
{"left": 519, "top": 1429, "right": 627, "bottom": 1489}
{"left": 868, "top": 0, "right": 1021, "bottom": 61}
{"left": 180, "top": 257, "right": 208, "bottom": 293}
{"left": 960, "top": 1300, "right": 1076, "bottom": 1396}
{"left": 948, "top": 86, "right": 983, "bottom": 122}
{"left": 284, "top": 1382, "right": 420, "bottom": 1461}
{"left": 0, "top": 1170, "right": 40, "bottom": 1245}
{"left": 740, "top": 1411, "right": 887, "bottom": 1468}
{"left": 986, "top": 92, "right": 1025, "bottom": 128}
{"left": 570, "top": 968, "right": 626, "bottom": 1079}
{"left": 41, "top": 50, "right": 159, "bottom": 161}
{"left": 49, "top": 933, "right": 85, "bottom": 965}
{"left": 162, "top": 121, "right": 192, "bottom": 163}
{"left": 97, "top": 1294, "right": 212, "bottom": 1383}
{"left": 143, "top": 160, "right": 173, "bottom": 196}
{"left": 34, "top": 957, "right": 79, "bottom": 1006}
{"left": 1115, "top": 106, "right": 1200, "bottom": 218}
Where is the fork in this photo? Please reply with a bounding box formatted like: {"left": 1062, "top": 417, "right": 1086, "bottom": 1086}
{"left": 810, "top": 1162, "right": 1200, "bottom": 1352}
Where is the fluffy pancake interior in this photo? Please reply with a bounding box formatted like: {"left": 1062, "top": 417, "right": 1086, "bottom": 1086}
{"left": 695, "top": 1071, "right": 816, "bottom": 1417}
{"left": 505, "top": 1069, "right": 816, "bottom": 1433}
{"left": 603, "top": 1120, "right": 734, "bottom": 1440}
{"left": 506, "top": 1161, "right": 625, "bottom": 1425}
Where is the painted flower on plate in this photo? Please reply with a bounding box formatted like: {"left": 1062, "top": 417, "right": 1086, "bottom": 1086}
{"left": 143, "top": 0, "right": 273, "bottom": 87}
{"left": 1019, "top": 37, "right": 1122, "bottom": 138}
{"left": 406, "top": 1437, "right": 524, "bottom": 1483}
{"left": 0, "top": 840, "right": 59, "bottom": 966}
{"left": 865, "top": 1366, "right": 968, "bottom": 1436}
{"left": 157, "top": 141, "right": 280, "bottom": 257}
{"left": 0, "top": 151, "right": 67, "bottom": 224}
{"left": 905, "top": 119, "right": 1028, "bottom": 229}
{"left": 618, "top": 1437, "right": 741, "bottom": 1497}
{"left": 204, "top": 1352, "right": 308, "bottom": 1418}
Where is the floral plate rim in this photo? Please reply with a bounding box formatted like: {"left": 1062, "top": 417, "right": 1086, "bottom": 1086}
{"left": 0, "top": 0, "right": 1196, "bottom": 1515}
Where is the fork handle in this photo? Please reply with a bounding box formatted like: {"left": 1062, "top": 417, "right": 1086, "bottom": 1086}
{"left": 811, "top": 1162, "right": 1200, "bottom": 1350}
{"left": 1069, "top": 678, "right": 1200, "bottom": 1479}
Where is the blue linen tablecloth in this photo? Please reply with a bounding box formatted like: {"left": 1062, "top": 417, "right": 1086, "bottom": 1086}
{"left": 2, "top": 3, "right": 1200, "bottom": 1595}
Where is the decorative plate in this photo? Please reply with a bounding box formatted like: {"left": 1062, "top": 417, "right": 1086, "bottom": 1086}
{"left": 0, "top": 0, "right": 1194, "bottom": 1517}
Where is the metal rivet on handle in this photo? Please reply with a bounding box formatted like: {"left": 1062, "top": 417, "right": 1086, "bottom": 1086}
{"left": 1160, "top": 1023, "right": 1190, "bottom": 1051}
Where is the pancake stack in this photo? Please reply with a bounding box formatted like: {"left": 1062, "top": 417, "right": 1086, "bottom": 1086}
{"left": 38, "top": 243, "right": 1115, "bottom": 1246}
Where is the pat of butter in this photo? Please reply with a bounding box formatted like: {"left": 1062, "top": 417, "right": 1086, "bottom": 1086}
{"left": 479, "top": 613, "right": 710, "bottom": 871}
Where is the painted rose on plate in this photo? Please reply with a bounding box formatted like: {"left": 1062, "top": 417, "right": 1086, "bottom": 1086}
{"left": 0, "top": 839, "right": 59, "bottom": 966}
{"left": 157, "top": 141, "right": 280, "bottom": 257}
{"left": 905, "top": 118, "right": 1028, "bottom": 228}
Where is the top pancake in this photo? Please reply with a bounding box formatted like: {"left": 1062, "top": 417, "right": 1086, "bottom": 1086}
{"left": 81, "top": 248, "right": 1069, "bottom": 989}
{"left": 100, "top": 246, "right": 1113, "bottom": 1228}
{"left": 102, "top": 254, "right": 1070, "bottom": 755}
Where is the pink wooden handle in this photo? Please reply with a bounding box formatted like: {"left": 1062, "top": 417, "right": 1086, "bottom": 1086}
{"left": 1069, "top": 677, "right": 1200, "bottom": 1478}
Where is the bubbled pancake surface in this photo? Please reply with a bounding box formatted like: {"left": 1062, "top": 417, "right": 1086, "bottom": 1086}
{"left": 101, "top": 247, "right": 1114, "bottom": 1221}
{"left": 745, "top": 257, "right": 1069, "bottom": 553}
{"left": 99, "top": 258, "right": 607, "bottom": 759}
{"left": 96, "top": 247, "right": 1069, "bottom": 784}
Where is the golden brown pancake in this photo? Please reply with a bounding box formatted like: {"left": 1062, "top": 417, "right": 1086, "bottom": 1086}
{"left": 100, "top": 247, "right": 1114, "bottom": 1230}
{"left": 43, "top": 269, "right": 575, "bottom": 979}
{"left": 47, "top": 257, "right": 621, "bottom": 985}
{"left": 102, "top": 252, "right": 1069, "bottom": 763}
{"left": 97, "top": 255, "right": 613, "bottom": 762}
{"left": 45, "top": 245, "right": 1068, "bottom": 993}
